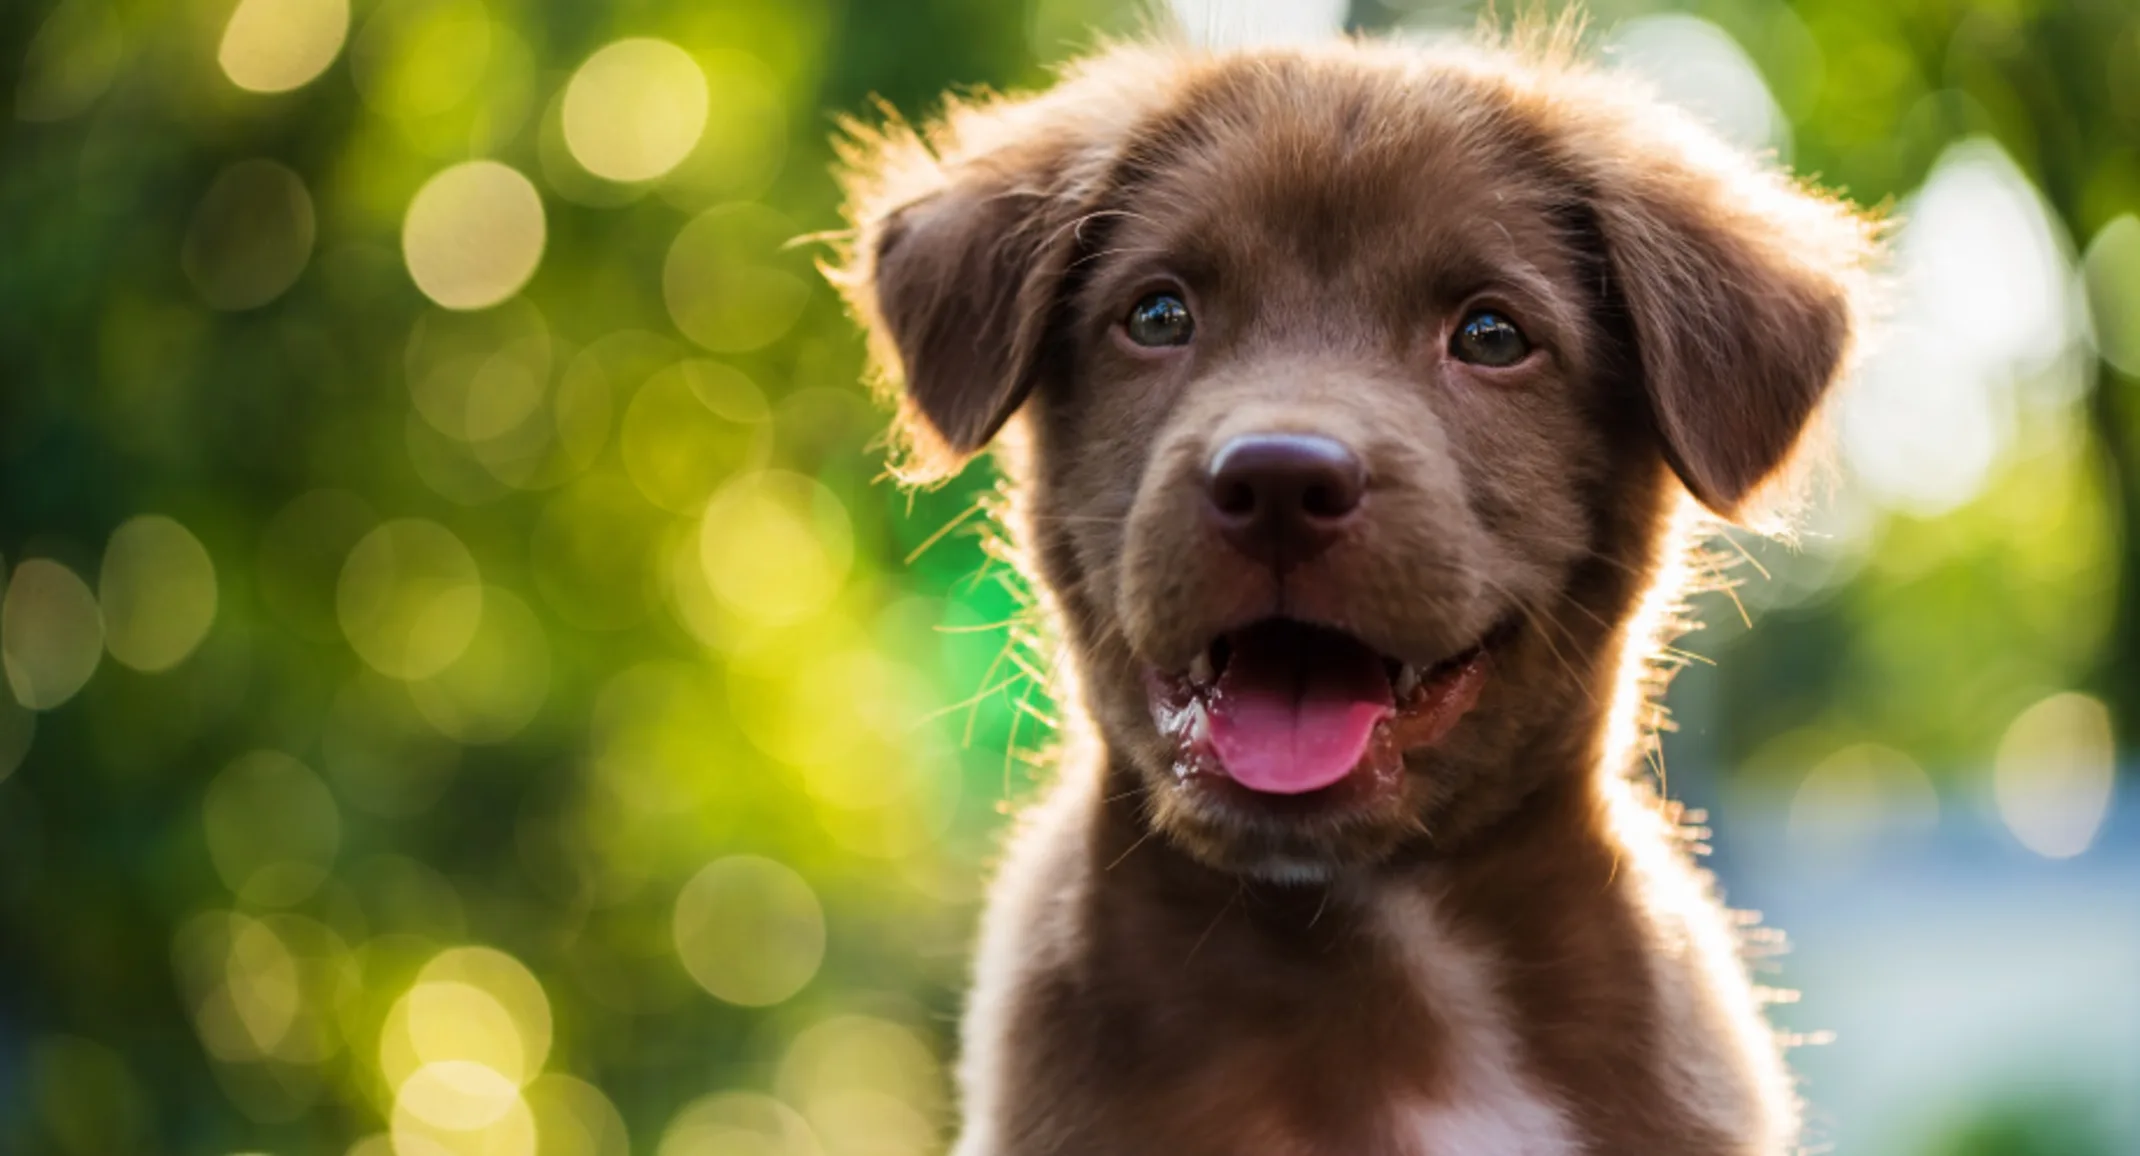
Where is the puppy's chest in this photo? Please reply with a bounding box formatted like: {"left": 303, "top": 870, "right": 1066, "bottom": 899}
{"left": 1158, "top": 1021, "right": 1573, "bottom": 1156}
{"left": 1375, "top": 893, "right": 1581, "bottom": 1156}
{"left": 1145, "top": 893, "right": 1582, "bottom": 1156}
{"left": 1394, "top": 1072, "right": 1579, "bottom": 1156}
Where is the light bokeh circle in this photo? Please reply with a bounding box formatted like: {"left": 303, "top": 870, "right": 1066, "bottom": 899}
{"left": 672, "top": 856, "right": 825, "bottom": 1007}
{"left": 620, "top": 359, "right": 769, "bottom": 512}
{"left": 658, "top": 1091, "right": 820, "bottom": 1156}
{"left": 100, "top": 514, "right": 218, "bottom": 672}
{"left": 407, "top": 586, "right": 551, "bottom": 744}
{"left": 390, "top": 1082, "right": 536, "bottom": 1156}
{"left": 379, "top": 946, "right": 554, "bottom": 1118}
{"left": 218, "top": 0, "right": 350, "bottom": 94}
{"left": 335, "top": 518, "right": 484, "bottom": 681}
{"left": 202, "top": 751, "right": 341, "bottom": 905}
{"left": 417, "top": 946, "right": 554, "bottom": 1077}
{"left": 403, "top": 162, "right": 547, "bottom": 311}
{"left": 662, "top": 204, "right": 810, "bottom": 353}
{"left": 182, "top": 159, "right": 317, "bottom": 311}
{"left": 562, "top": 39, "right": 709, "bottom": 183}
{"left": 2, "top": 558, "right": 103, "bottom": 710}
{"left": 524, "top": 1074, "right": 630, "bottom": 1156}
{"left": 697, "top": 471, "right": 853, "bottom": 627}
{"left": 1994, "top": 692, "right": 2116, "bottom": 859}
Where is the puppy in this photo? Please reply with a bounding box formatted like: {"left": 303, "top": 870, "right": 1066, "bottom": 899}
{"left": 833, "top": 26, "right": 1875, "bottom": 1156}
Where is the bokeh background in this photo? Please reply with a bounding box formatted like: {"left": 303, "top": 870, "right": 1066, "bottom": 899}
{"left": 3, "top": 0, "right": 2138, "bottom": 1152}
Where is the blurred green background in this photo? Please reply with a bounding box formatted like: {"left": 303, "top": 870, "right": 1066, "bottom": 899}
{"left": 2, "top": 0, "right": 2138, "bottom": 1153}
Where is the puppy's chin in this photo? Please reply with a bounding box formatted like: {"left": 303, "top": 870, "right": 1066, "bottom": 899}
{"left": 1139, "top": 769, "right": 1422, "bottom": 881}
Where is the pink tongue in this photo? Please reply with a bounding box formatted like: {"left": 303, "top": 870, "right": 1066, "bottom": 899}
{"left": 1208, "top": 625, "right": 1393, "bottom": 795}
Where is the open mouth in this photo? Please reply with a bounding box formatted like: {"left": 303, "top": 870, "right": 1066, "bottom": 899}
{"left": 1144, "top": 618, "right": 1498, "bottom": 797}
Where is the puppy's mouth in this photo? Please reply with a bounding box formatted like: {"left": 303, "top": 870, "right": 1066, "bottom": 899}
{"left": 1143, "top": 618, "right": 1500, "bottom": 796}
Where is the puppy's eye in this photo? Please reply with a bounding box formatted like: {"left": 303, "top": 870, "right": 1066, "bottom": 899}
{"left": 1450, "top": 310, "right": 1531, "bottom": 367}
{"left": 1125, "top": 292, "right": 1195, "bottom": 348}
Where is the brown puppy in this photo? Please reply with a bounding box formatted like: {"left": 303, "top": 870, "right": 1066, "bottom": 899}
{"left": 834, "top": 26, "right": 1875, "bottom": 1156}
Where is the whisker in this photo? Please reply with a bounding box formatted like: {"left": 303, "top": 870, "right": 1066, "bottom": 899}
{"left": 1068, "top": 245, "right": 1172, "bottom": 270}
{"left": 1542, "top": 588, "right": 1617, "bottom": 634}
{"left": 1518, "top": 606, "right": 1603, "bottom": 711}
{"left": 1566, "top": 543, "right": 1651, "bottom": 580}
{"left": 1185, "top": 884, "right": 1243, "bottom": 966}
{"left": 1466, "top": 579, "right": 1607, "bottom": 714}
{"left": 1041, "top": 206, "right": 1160, "bottom": 255}
{"left": 1106, "top": 829, "right": 1157, "bottom": 871}
{"left": 1022, "top": 513, "right": 1134, "bottom": 526}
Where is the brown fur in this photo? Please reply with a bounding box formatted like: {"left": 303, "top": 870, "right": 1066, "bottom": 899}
{"left": 832, "top": 27, "right": 1876, "bottom": 1156}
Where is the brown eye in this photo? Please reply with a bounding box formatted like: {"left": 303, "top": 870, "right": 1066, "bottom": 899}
{"left": 1450, "top": 310, "right": 1530, "bottom": 367}
{"left": 1125, "top": 292, "right": 1194, "bottom": 347}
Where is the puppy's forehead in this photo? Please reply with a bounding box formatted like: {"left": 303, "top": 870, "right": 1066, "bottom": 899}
{"left": 1108, "top": 60, "right": 1575, "bottom": 296}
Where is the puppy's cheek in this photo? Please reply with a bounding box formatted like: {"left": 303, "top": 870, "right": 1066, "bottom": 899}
{"left": 1114, "top": 491, "right": 1234, "bottom": 668}
{"left": 1068, "top": 628, "right": 1168, "bottom": 761}
{"left": 1393, "top": 635, "right": 1591, "bottom": 838}
{"left": 1067, "top": 553, "right": 1127, "bottom": 644}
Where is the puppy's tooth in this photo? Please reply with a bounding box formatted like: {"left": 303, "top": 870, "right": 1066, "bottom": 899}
{"left": 1394, "top": 664, "right": 1420, "bottom": 700}
{"left": 1187, "top": 700, "right": 1212, "bottom": 745}
{"left": 1188, "top": 651, "right": 1214, "bottom": 684}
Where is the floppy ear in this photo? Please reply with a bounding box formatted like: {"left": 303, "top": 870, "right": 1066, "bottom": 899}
{"left": 833, "top": 76, "right": 1146, "bottom": 480}
{"left": 865, "top": 150, "right": 1081, "bottom": 460}
{"left": 1572, "top": 106, "right": 1877, "bottom": 519}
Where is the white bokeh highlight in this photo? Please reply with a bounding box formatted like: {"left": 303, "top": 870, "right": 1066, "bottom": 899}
{"left": 1166, "top": 0, "right": 1346, "bottom": 48}
{"left": 1841, "top": 139, "right": 2086, "bottom": 517}
{"left": 1607, "top": 15, "right": 1791, "bottom": 159}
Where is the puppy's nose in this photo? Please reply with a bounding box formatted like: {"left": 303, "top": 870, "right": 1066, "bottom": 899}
{"left": 1205, "top": 433, "right": 1366, "bottom": 569}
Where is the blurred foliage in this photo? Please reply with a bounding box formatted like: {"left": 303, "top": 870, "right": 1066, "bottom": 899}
{"left": 1928, "top": 1099, "right": 2119, "bottom": 1156}
{"left": 0, "top": 0, "right": 2136, "bottom": 1154}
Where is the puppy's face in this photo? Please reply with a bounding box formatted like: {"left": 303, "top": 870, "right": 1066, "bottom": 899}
{"left": 1035, "top": 104, "right": 1621, "bottom": 875}
{"left": 841, "top": 46, "right": 1868, "bottom": 877}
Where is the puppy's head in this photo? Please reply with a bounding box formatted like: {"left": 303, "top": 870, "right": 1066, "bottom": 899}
{"left": 835, "top": 39, "right": 1873, "bottom": 879}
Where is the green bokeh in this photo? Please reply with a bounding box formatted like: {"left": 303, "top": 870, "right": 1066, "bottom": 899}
{"left": 2, "top": 0, "right": 2137, "bottom": 1153}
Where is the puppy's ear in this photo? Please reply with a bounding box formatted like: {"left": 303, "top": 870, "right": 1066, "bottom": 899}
{"left": 866, "top": 151, "right": 1078, "bottom": 461}
{"left": 834, "top": 72, "right": 1151, "bottom": 480}
{"left": 1574, "top": 107, "right": 1877, "bottom": 519}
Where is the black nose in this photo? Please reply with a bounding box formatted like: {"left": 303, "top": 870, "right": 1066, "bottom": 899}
{"left": 1205, "top": 433, "right": 1366, "bottom": 569}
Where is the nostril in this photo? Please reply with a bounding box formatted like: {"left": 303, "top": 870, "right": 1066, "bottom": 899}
{"left": 1301, "top": 481, "right": 1349, "bottom": 520}
{"left": 1214, "top": 479, "right": 1257, "bottom": 518}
